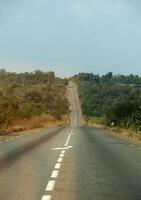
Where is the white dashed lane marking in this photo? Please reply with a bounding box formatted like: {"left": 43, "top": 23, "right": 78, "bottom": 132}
{"left": 57, "top": 157, "right": 63, "bottom": 163}
{"left": 59, "top": 153, "right": 64, "bottom": 158}
{"left": 55, "top": 163, "right": 61, "bottom": 170}
{"left": 51, "top": 170, "right": 59, "bottom": 178}
{"left": 41, "top": 195, "right": 52, "bottom": 200}
{"left": 41, "top": 130, "right": 73, "bottom": 200}
{"left": 46, "top": 180, "right": 56, "bottom": 191}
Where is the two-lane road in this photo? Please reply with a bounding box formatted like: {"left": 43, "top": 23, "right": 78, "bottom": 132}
{"left": 0, "top": 83, "right": 141, "bottom": 200}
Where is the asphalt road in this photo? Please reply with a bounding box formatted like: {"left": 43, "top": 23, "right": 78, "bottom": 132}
{"left": 0, "top": 82, "right": 141, "bottom": 200}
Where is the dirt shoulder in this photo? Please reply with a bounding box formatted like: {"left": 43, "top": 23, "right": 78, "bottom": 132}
{"left": 0, "top": 114, "right": 68, "bottom": 138}
{"left": 88, "top": 122, "right": 141, "bottom": 147}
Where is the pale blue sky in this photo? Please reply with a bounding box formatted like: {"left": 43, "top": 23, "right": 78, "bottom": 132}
{"left": 0, "top": 0, "right": 141, "bottom": 77}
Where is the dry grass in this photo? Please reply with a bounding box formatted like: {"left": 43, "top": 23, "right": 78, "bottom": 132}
{"left": 87, "top": 117, "right": 141, "bottom": 144}
{"left": 87, "top": 117, "right": 106, "bottom": 128}
{"left": 0, "top": 114, "right": 68, "bottom": 135}
{"left": 106, "top": 127, "right": 141, "bottom": 141}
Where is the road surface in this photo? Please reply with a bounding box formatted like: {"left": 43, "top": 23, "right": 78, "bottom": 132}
{"left": 0, "top": 82, "right": 141, "bottom": 200}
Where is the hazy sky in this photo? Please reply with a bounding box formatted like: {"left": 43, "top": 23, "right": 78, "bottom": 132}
{"left": 0, "top": 0, "right": 141, "bottom": 76}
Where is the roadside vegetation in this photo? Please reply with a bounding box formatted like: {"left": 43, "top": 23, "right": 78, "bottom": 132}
{"left": 73, "top": 72, "right": 141, "bottom": 136}
{"left": 0, "top": 69, "right": 69, "bottom": 135}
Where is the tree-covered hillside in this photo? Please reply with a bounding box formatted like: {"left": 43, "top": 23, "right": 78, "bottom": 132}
{"left": 0, "top": 69, "right": 69, "bottom": 134}
{"left": 73, "top": 72, "right": 141, "bottom": 132}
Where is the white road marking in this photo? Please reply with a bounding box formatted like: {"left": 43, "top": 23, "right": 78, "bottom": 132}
{"left": 51, "top": 170, "right": 59, "bottom": 178}
{"left": 57, "top": 157, "right": 63, "bottom": 163}
{"left": 59, "top": 153, "right": 64, "bottom": 158}
{"left": 64, "top": 134, "right": 71, "bottom": 146}
{"left": 41, "top": 130, "right": 74, "bottom": 199}
{"left": 41, "top": 195, "right": 52, "bottom": 200}
{"left": 52, "top": 145, "right": 73, "bottom": 150}
{"left": 55, "top": 163, "right": 61, "bottom": 169}
{"left": 46, "top": 180, "right": 56, "bottom": 191}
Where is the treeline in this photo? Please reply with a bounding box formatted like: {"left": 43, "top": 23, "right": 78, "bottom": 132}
{"left": 73, "top": 72, "right": 141, "bottom": 132}
{"left": 0, "top": 69, "right": 69, "bottom": 133}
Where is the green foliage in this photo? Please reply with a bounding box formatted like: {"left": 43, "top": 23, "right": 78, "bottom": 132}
{"left": 0, "top": 96, "right": 19, "bottom": 124}
{"left": 74, "top": 72, "right": 141, "bottom": 132}
{"left": 0, "top": 69, "right": 69, "bottom": 129}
